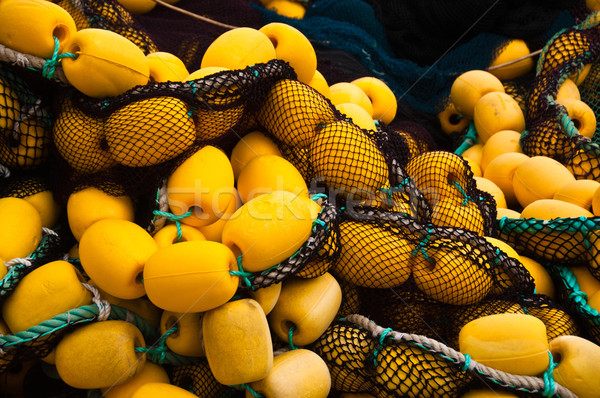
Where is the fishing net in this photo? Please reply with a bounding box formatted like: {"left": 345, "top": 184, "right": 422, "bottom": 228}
{"left": 548, "top": 263, "right": 600, "bottom": 346}
{"left": 256, "top": 0, "right": 577, "bottom": 115}
{"left": 0, "top": 62, "right": 53, "bottom": 173}
{"left": 522, "top": 11, "right": 600, "bottom": 179}
{"left": 497, "top": 215, "right": 600, "bottom": 277}
{"left": 312, "top": 313, "right": 577, "bottom": 398}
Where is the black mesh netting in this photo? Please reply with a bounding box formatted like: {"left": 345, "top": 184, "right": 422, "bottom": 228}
{"left": 0, "top": 62, "right": 53, "bottom": 172}
{"left": 548, "top": 262, "right": 600, "bottom": 346}
{"left": 523, "top": 11, "right": 600, "bottom": 179}
{"left": 311, "top": 312, "right": 576, "bottom": 398}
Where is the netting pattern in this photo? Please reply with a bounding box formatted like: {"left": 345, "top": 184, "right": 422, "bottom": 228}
{"left": 549, "top": 263, "right": 600, "bottom": 345}
{"left": 170, "top": 358, "right": 235, "bottom": 397}
{"left": 0, "top": 63, "right": 52, "bottom": 171}
{"left": 523, "top": 12, "right": 600, "bottom": 180}
{"left": 497, "top": 216, "right": 600, "bottom": 274}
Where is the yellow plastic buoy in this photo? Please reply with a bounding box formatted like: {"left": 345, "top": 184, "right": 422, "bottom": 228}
{"left": 0, "top": 197, "right": 42, "bottom": 265}
{"left": 230, "top": 130, "right": 282, "bottom": 180}
{"left": 259, "top": 22, "right": 316, "bottom": 84}
{"left": 480, "top": 129, "right": 523, "bottom": 172}
{"left": 549, "top": 335, "right": 600, "bottom": 398}
{"left": 482, "top": 152, "right": 529, "bottom": 207}
{"left": 61, "top": 28, "right": 150, "bottom": 98}
{"left": 459, "top": 313, "right": 549, "bottom": 376}
{"left": 167, "top": 145, "right": 235, "bottom": 228}
{"left": 329, "top": 82, "right": 374, "bottom": 116}
{"left": 201, "top": 27, "right": 276, "bottom": 70}
{"left": 553, "top": 179, "right": 600, "bottom": 211}
{"left": 411, "top": 240, "right": 493, "bottom": 305}
{"left": 222, "top": 191, "right": 320, "bottom": 272}
{"left": 512, "top": 156, "right": 576, "bottom": 208}
{"left": 67, "top": 186, "right": 135, "bottom": 242}
{"left": 79, "top": 219, "right": 158, "bottom": 300}
{"left": 52, "top": 97, "right": 116, "bottom": 173}
{"left": 143, "top": 241, "right": 238, "bottom": 313}
{"left": 203, "top": 299, "right": 273, "bottom": 386}
{"left": 488, "top": 39, "right": 534, "bottom": 81}
{"left": 474, "top": 176, "right": 508, "bottom": 209}
{"left": 100, "top": 362, "right": 170, "bottom": 398}
{"left": 1, "top": 260, "right": 91, "bottom": 333}
{"left": 556, "top": 98, "right": 597, "bottom": 139}
{"left": 309, "top": 120, "right": 389, "bottom": 199}
{"left": 146, "top": 51, "right": 189, "bottom": 82}
{"left": 335, "top": 102, "right": 377, "bottom": 131}
{"left": 308, "top": 70, "right": 331, "bottom": 98}
{"left": 351, "top": 76, "right": 398, "bottom": 125}
{"left": 0, "top": 0, "right": 77, "bottom": 58}
{"left": 519, "top": 256, "right": 555, "bottom": 299}
{"left": 236, "top": 154, "right": 308, "bottom": 203}
{"left": 104, "top": 96, "right": 196, "bottom": 167}
{"left": 160, "top": 311, "right": 205, "bottom": 357}
{"left": 268, "top": 273, "right": 342, "bottom": 346}
{"left": 55, "top": 320, "right": 146, "bottom": 389}
{"left": 450, "top": 70, "right": 505, "bottom": 118}
{"left": 520, "top": 199, "right": 594, "bottom": 219}
{"left": 131, "top": 383, "right": 198, "bottom": 398}
{"left": 249, "top": 349, "right": 331, "bottom": 398}
{"left": 473, "top": 92, "right": 525, "bottom": 144}
{"left": 249, "top": 282, "right": 282, "bottom": 316}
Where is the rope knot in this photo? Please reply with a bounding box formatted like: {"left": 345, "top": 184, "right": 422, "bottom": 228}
{"left": 42, "top": 36, "right": 77, "bottom": 79}
{"left": 152, "top": 208, "right": 193, "bottom": 243}
{"left": 370, "top": 327, "right": 393, "bottom": 367}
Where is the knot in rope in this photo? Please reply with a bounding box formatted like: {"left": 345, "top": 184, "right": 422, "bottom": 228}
{"left": 229, "top": 254, "right": 255, "bottom": 290}
{"left": 371, "top": 327, "right": 393, "bottom": 367}
{"left": 42, "top": 36, "right": 77, "bottom": 79}
{"left": 152, "top": 208, "right": 193, "bottom": 243}
{"left": 135, "top": 325, "right": 178, "bottom": 364}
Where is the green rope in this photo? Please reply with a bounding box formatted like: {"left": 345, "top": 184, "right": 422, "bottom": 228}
{"left": 230, "top": 254, "right": 255, "bottom": 290}
{"left": 557, "top": 266, "right": 600, "bottom": 323}
{"left": 0, "top": 304, "right": 101, "bottom": 349}
{"left": 133, "top": 325, "right": 196, "bottom": 365}
{"left": 454, "top": 121, "right": 478, "bottom": 156}
{"left": 288, "top": 324, "right": 298, "bottom": 350}
{"left": 542, "top": 351, "right": 557, "bottom": 397}
{"left": 42, "top": 36, "right": 77, "bottom": 79}
{"left": 152, "top": 208, "right": 193, "bottom": 243}
{"left": 371, "top": 327, "right": 393, "bottom": 367}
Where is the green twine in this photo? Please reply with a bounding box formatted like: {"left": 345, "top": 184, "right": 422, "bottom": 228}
{"left": 152, "top": 208, "right": 193, "bottom": 243}
{"left": 135, "top": 325, "right": 178, "bottom": 364}
{"left": 410, "top": 229, "right": 433, "bottom": 262}
{"left": 454, "top": 121, "right": 478, "bottom": 156}
{"left": 461, "top": 353, "right": 472, "bottom": 371}
{"left": 542, "top": 351, "right": 557, "bottom": 397}
{"left": 557, "top": 266, "right": 600, "bottom": 322}
{"left": 288, "top": 324, "right": 298, "bottom": 350}
{"left": 232, "top": 384, "right": 264, "bottom": 397}
{"left": 42, "top": 36, "right": 77, "bottom": 79}
{"left": 371, "top": 327, "right": 393, "bottom": 367}
{"left": 229, "top": 254, "right": 255, "bottom": 290}
{"left": 450, "top": 181, "right": 470, "bottom": 206}
{"left": 559, "top": 112, "right": 581, "bottom": 138}
{"left": 311, "top": 193, "right": 328, "bottom": 202}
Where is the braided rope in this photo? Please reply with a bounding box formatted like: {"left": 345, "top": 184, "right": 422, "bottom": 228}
{"left": 0, "top": 42, "right": 69, "bottom": 83}
{"left": 148, "top": 179, "right": 170, "bottom": 234}
{"left": 454, "top": 121, "right": 479, "bottom": 156}
{"left": 343, "top": 314, "right": 577, "bottom": 398}
{"left": 555, "top": 265, "right": 600, "bottom": 323}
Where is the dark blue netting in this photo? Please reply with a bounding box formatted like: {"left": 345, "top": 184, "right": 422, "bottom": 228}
{"left": 255, "top": 0, "right": 576, "bottom": 115}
